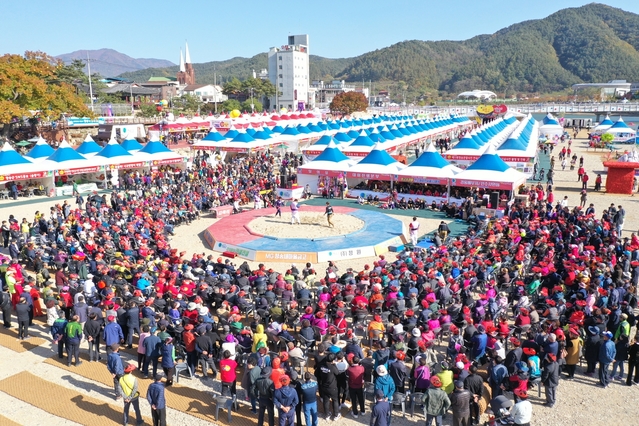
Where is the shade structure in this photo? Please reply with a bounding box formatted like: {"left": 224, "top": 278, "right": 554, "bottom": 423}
{"left": 451, "top": 145, "right": 527, "bottom": 190}
{"left": 604, "top": 117, "right": 636, "bottom": 141}
{"left": 539, "top": 113, "right": 563, "bottom": 138}
{"left": 202, "top": 129, "right": 226, "bottom": 142}
{"left": 96, "top": 138, "right": 133, "bottom": 159}
{"left": 298, "top": 141, "right": 353, "bottom": 177}
{"left": 121, "top": 138, "right": 144, "bottom": 152}
{"left": 46, "top": 140, "right": 87, "bottom": 162}
{"left": 346, "top": 143, "right": 406, "bottom": 180}
{"left": 0, "top": 142, "right": 32, "bottom": 166}
{"left": 140, "top": 140, "right": 174, "bottom": 154}
{"left": 75, "top": 139, "right": 103, "bottom": 156}
{"left": 395, "top": 144, "right": 461, "bottom": 185}
{"left": 0, "top": 142, "right": 53, "bottom": 182}
{"left": 229, "top": 131, "right": 256, "bottom": 143}
{"left": 594, "top": 115, "right": 614, "bottom": 132}
{"left": 26, "top": 136, "right": 55, "bottom": 160}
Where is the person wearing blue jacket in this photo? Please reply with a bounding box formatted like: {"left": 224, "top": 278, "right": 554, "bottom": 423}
{"left": 107, "top": 343, "right": 125, "bottom": 398}
{"left": 51, "top": 312, "right": 68, "bottom": 359}
{"left": 274, "top": 375, "right": 299, "bottom": 426}
{"left": 160, "top": 336, "right": 175, "bottom": 386}
{"left": 374, "top": 365, "right": 396, "bottom": 401}
{"left": 104, "top": 315, "right": 124, "bottom": 355}
{"left": 599, "top": 331, "right": 617, "bottom": 388}
{"left": 471, "top": 325, "right": 488, "bottom": 362}
{"left": 143, "top": 328, "right": 162, "bottom": 379}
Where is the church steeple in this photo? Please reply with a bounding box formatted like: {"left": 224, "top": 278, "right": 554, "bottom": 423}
{"left": 176, "top": 43, "right": 195, "bottom": 86}
{"left": 185, "top": 42, "right": 191, "bottom": 64}
{"left": 179, "top": 48, "right": 185, "bottom": 72}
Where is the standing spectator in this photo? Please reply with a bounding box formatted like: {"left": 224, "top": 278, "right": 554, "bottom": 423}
{"left": 243, "top": 357, "right": 261, "bottom": 414}
{"left": 580, "top": 190, "right": 587, "bottom": 208}
{"left": 595, "top": 173, "right": 602, "bottom": 191}
{"left": 0, "top": 285, "right": 12, "bottom": 328}
{"left": 612, "top": 334, "right": 629, "bottom": 381}
{"left": 147, "top": 374, "right": 167, "bottom": 426}
{"left": 125, "top": 300, "right": 140, "bottom": 349}
{"left": 582, "top": 171, "right": 589, "bottom": 189}
{"left": 51, "top": 311, "right": 68, "bottom": 358}
{"left": 317, "top": 352, "right": 341, "bottom": 421}
{"left": 449, "top": 380, "right": 472, "bottom": 426}
{"left": 299, "top": 372, "right": 318, "bottom": 426}
{"left": 107, "top": 343, "right": 125, "bottom": 399}
{"left": 84, "top": 312, "right": 102, "bottom": 362}
{"left": 599, "top": 331, "right": 616, "bottom": 388}
{"left": 64, "top": 315, "right": 83, "bottom": 367}
{"left": 423, "top": 376, "right": 451, "bottom": 426}
{"left": 626, "top": 333, "right": 639, "bottom": 386}
{"left": 256, "top": 366, "right": 275, "bottom": 426}
{"left": 541, "top": 353, "right": 559, "bottom": 408}
{"left": 143, "top": 327, "right": 162, "bottom": 379}
{"left": 119, "top": 364, "right": 143, "bottom": 426}
{"left": 347, "top": 356, "right": 366, "bottom": 418}
{"left": 374, "top": 365, "right": 396, "bottom": 402}
{"left": 274, "top": 375, "right": 299, "bottom": 426}
{"left": 370, "top": 389, "right": 391, "bottom": 426}
{"left": 160, "top": 337, "right": 175, "bottom": 386}
{"left": 15, "top": 297, "right": 30, "bottom": 340}
{"left": 464, "top": 365, "right": 484, "bottom": 425}
{"left": 137, "top": 325, "right": 151, "bottom": 370}
{"left": 103, "top": 315, "right": 124, "bottom": 355}
{"left": 220, "top": 350, "right": 238, "bottom": 399}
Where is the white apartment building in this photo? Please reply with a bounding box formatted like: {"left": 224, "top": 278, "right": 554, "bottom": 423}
{"left": 268, "top": 34, "right": 310, "bottom": 112}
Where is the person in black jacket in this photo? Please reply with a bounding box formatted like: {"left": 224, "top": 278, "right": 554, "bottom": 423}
{"left": 16, "top": 297, "right": 30, "bottom": 340}
{"left": 126, "top": 300, "right": 140, "bottom": 349}
{"left": 0, "top": 286, "right": 12, "bottom": 328}
{"left": 626, "top": 334, "right": 639, "bottom": 386}
{"left": 464, "top": 365, "right": 484, "bottom": 425}
{"left": 84, "top": 312, "right": 103, "bottom": 362}
{"left": 255, "top": 366, "right": 275, "bottom": 426}
{"left": 316, "top": 353, "right": 341, "bottom": 421}
{"left": 541, "top": 353, "right": 559, "bottom": 408}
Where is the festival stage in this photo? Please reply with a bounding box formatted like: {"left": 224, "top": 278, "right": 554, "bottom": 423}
{"left": 203, "top": 206, "right": 407, "bottom": 263}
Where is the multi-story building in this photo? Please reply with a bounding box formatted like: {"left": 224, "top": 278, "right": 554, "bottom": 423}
{"left": 267, "top": 35, "right": 310, "bottom": 112}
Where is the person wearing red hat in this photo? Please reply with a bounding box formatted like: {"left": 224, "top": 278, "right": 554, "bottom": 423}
{"left": 118, "top": 364, "right": 143, "bottom": 426}
{"left": 423, "top": 375, "right": 451, "bottom": 426}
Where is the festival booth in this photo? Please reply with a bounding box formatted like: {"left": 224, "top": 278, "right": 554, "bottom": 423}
{"left": 496, "top": 115, "right": 539, "bottom": 176}
{"left": 605, "top": 117, "right": 637, "bottom": 143}
{"left": 394, "top": 144, "right": 463, "bottom": 205}
{"left": 0, "top": 143, "right": 52, "bottom": 196}
{"left": 345, "top": 143, "right": 407, "bottom": 200}
{"left": 24, "top": 136, "right": 55, "bottom": 162}
{"left": 443, "top": 116, "right": 519, "bottom": 168}
{"left": 592, "top": 115, "right": 614, "bottom": 134}
{"left": 302, "top": 133, "right": 349, "bottom": 158}
{"left": 297, "top": 140, "right": 354, "bottom": 196}
{"left": 342, "top": 130, "right": 378, "bottom": 157}
{"left": 75, "top": 135, "right": 103, "bottom": 158}
{"left": 138, "top": 140, "right": 187, "bottom": 169}
{"left": 36, "top": 141, "right": 103, "bottom": 195}
{"left": 450, "top": 146, "right": 528, "bottom": 210}
{"left": 538, "top": 113, "right": 564, "bottom": 139}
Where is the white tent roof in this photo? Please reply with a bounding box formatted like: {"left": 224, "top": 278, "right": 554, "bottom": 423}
{"left": 395, "top": 144, "right": 461, "bottom": 184}
{"left": 452, "top": 146, "right": 527, "bottom": 190}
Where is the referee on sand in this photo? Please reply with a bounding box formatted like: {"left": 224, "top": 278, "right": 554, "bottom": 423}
{"left": 324, "top": 202, "right": 334, "bottom": 227}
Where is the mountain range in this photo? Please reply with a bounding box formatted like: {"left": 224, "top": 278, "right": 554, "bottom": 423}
{"left": 62, "top": 4, "right": 639, "bottom": 98}
{"left": 55, "top": 48, "right": 175, "bottom": 78}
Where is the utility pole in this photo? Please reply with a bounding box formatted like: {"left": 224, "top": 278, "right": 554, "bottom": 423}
{"left": 214, "top": 65, "right": 217, "bottom": 114}
{"left": 87, "top": 52, "right": 94, "bottom": 113}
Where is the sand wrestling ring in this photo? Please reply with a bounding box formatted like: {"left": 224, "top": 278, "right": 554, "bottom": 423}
{"left": 203, "top": 205, "right": 407, "bottom": 263}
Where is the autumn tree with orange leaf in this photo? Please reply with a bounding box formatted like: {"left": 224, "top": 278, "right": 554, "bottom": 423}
{"left": 0, "top": 51, "right": 92, "bottom": 136}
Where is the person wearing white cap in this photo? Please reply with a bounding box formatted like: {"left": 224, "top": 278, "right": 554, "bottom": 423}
{"left": 374, "top": 365, "right": 395, "bottom": 401}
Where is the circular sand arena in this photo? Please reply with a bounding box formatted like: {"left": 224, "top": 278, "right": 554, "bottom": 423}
{"left": 248, "top": 212, "right": 365, "bottom": 239}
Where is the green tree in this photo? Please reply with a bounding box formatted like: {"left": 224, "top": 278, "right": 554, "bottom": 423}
{"left": 241, "top": 99, "right": 263, "bottom": 113}
{"left": 329, "top": 91, "right": 368, "bottom": 115}
{"left": 174, "top": 94, "right": 202, "bottom": 113}
{"left": 137, "top": 103, "right": 159, "bottom": 118}
{"left": 0, "top": 51, "right": 91, "bottom": 135}
{"left": 221, "top": 99, "right": 241, "bottom": 112}
{"left": 222, "top": 77, "right": 243, "bottom": 98}
{"left": 601, "top": 133, "right": 614, "bottom": 143}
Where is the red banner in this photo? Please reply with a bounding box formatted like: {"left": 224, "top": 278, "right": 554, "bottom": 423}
{"left": 152, "top": 157, "right": 184, "bottom": 166}
{"left": 55, "top": 166, "right": 103, "bottom": 176}
{"left": 108, "top": 162, "right": 146, "bottom": 170}
{"left": 0, "top": 171, "right": 49, "bottom": 182}
{"left": 452, "top": 178, "right": 515, "bottom": 190}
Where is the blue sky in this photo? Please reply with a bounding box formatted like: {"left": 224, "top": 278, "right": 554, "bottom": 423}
{"left": 3, "top": 0, "right": 639, "bottom": 63}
